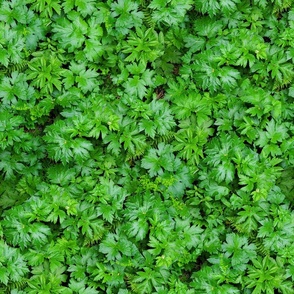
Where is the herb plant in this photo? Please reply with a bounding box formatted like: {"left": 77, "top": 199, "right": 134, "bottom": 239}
{"left": 0, "top": 0, "right": 294, "bottom": 293}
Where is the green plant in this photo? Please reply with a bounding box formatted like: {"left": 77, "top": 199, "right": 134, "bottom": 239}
{"left": 0, "top": 0, "right": 294, "bottom": 293}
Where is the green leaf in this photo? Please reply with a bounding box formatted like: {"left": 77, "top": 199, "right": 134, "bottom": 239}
{"left": 111, "top": 0, "right": 144, "bottom": 35}
{"left": 141, "top": 143, "right": 177, "bottom": 177}
{"left": 76, "top": 68, "right": 99, "bottom": 93}
{"left": 0, "top": 48, "right": 9, "bottom": 67}
{"left": 222, "top": 233, "right": 256, "bottom": 270}
{"left": 99, "top": 233, "right": 121, "bottom": 261}
{"left": 0, "top": 267, "right": 9, "bottom": 285}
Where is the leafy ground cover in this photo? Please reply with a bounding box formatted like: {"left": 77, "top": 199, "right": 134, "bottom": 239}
{"left": 0, "top": 0, "right": 294, "bottom": 293}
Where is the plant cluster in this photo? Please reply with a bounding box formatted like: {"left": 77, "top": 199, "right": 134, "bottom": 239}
{"left": 0, "top": 0, "right": 294, "bottom": 293}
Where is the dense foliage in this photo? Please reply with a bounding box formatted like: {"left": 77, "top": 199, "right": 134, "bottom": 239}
{"left": 1, "top": 0, "right": 294, "bottom": 293}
